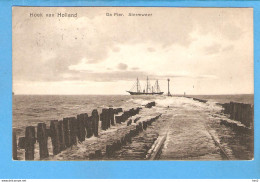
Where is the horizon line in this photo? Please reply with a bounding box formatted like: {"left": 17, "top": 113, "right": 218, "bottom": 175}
{"left": 12, "top": 93, "right": 254, "bottom": 96}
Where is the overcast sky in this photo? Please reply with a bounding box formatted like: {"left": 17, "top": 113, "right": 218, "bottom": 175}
{"left": 13, "top": 7, "right": 253, "bottom": 95}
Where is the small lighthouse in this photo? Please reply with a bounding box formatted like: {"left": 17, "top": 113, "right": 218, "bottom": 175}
{"left": 167, "top": 78, "right": 171, "bottom": 96}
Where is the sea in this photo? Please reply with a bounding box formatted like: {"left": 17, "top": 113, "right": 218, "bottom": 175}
{"left": 12, "top": 94, "right": 254, "bottom": 160}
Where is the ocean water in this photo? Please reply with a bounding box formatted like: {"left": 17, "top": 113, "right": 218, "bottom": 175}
{"left": 12, "top": 94, "right": 254, "bottom": 160}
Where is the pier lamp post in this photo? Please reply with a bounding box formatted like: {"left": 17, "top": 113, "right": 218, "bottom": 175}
{"left": 167, "top": 78, "right": 171, "bottom": 96}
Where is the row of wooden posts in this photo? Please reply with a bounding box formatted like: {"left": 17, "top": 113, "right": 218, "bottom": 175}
{"left": 222, "top": 102, "right": 254, "bottom": 127}
{"left": 192, "top": 98, "right": 207, "bottom": 103}
{"left": 103, "top": 114, "right": 162, "bottom": 159}
{"left": 13, "top": 101, "right": 157, "bottom": 160}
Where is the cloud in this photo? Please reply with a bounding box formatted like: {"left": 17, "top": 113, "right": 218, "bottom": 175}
{"left": 204, "top": 43, "right": 222, "bottom": 55}
{"left": 12, "top": 7, "right": 253, "bottom": 94}
{"left": 112, "top": 47, "right": 120, "bottom": 52}
{"left": 117, "top": 63, "right": 128, "bottom": 70}
{"left": 131, "top": 67, "right": 139, "bottom": 70}
{"left": 196, "top": 75, "right": 218, "bottom": 79}
{"left": 222, "top": 45, "right": 234, "bottom": 52}
{"left": 147, "top": 47, "right": 156, "bottom": 52}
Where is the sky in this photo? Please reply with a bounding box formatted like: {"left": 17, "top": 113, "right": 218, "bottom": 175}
{"left": 12, "top": 7, "right": 254, "bottom": 95}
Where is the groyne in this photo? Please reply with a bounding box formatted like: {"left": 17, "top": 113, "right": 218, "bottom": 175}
{"left": 187, "top": 96, "right": 254, "bottom": 129}
{"left": 221, "top": 102, "right": 254, "bottom": 128}
{"left": 13, "top": 101, "right": 160, "bottom": 160}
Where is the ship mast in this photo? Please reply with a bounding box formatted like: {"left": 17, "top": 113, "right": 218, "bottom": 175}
{"left": 146, "top": 76, "right": 148, "bottom": 93}
{"left": 154, "top": 80, "right": 160, "bottom": 93}
{"left": 137, "top": 77, "right": 139, "bottom": 92}
{"left": 156, "top": 80, "right": 158, "bottom": 93}
{"left": 167, "top": 78, "right": 171, "bottom": 96}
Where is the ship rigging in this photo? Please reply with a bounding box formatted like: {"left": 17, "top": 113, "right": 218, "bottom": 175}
{"left": 126, "top": 77, "right": 164, "bottom": 95}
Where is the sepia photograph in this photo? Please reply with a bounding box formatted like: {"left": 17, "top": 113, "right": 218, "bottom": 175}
{"left": 12, "top": 7, "right": 254, "bottom": 161}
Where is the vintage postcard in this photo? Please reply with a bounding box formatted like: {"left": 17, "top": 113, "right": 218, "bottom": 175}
{"left": 12, "top": 7, "right": 253, "bottom": 161}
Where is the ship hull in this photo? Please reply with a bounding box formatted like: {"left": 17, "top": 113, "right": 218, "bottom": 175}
{"left": 127, "top": 91, "right": 164, "bottom": 95}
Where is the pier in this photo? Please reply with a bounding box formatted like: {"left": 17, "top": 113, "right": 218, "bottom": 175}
{"left": 12, "top": 97, "right": 254, "bottom": 161}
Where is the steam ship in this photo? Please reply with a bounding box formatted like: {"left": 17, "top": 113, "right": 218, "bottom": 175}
{"left": 126, "top": 77, "right": 164, "bottom": 95}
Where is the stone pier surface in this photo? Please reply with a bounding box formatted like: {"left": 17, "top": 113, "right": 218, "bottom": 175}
{"left": 156, "top": 97, "right": 253, "bottom": 160}
{"left": 159, "top": 101, "right": 223, "bottom": 160}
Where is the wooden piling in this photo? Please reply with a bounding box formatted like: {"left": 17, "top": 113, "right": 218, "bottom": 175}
{"left": 240, "top": 104, "right": 245, "bottom": 125}
{"left": 238, "top": 103, "right": 242, "bottom": 122}
{"left": 89, "top": 153, "right": 95, "bottom": 160}
{"left": 127, "top": 119, "right": 132, "bottom": 126}
{"left": 248, "top": 105, "right": 254, "bottom": 127}
{"left": 109, "top": 108, "right": 115, "bottom": 126}
{"left": 18, "top": 137, "right": 26, "bottom": 149}
{"left": 115, "top": 115, "right": 122, "bottom": 124}
{"left": 134, "top": 117, "right": 141, "bottom": 123}
{"left": 143, "top": 121, "right": 147, "bottom": 130}
{"left": 58, "top": 120, "right": 66, "bottom": 151}
{"left": 107, "top": 109, "right": 111, "bottom": 129}
{"left": 230, "top": 102, "right": 234, "bottom": 119}
{"left": 125, "top": 133, "right": 132, "bottom": 143}
{"left": 69, "top": 117, "right": 77, "bottom": 145}
{"left": 112, "top": 142, "right": 117, "bottom": 151}
{"left": 121, "top": 136, "right": 126, "bottom": 145}
{"left": 106, "top": 144, "right": 113, "bottom": 156}
{"left": 130, "top": 129, "right": 136, "bottom": 137}
{"left": 77, "top": 114, "right": 86, "bottom": 142}
{"left": 101, "top": 109, "right": 109, "bottom": 130}
{"left": 50, "top": 120, "right": 61, "bottom": 155}
{"left": 139, "top": 122, "right": 143, "bottom": 131}
{"left": 250, "top": 105, "right": 254, "bottom": 127}
{"left": 95, "top": 150, "right": 102, "bottom": 159}
{"left": 92, "top": 109, "right": 99, "bottom": 137}
{"left": 116, "top": 140, "right": 121, "bottom": 150}
{"left": 37, "top": 123, "right": 49, "bottom": 159}
{"left": 117, "top": 108, "right": 123, "bottom": 113}
{"left": 25, "top": 126, "right": 36, "bottom": 160}
{"left": 63, "top": 118, "right": 72, "bottom": 147}
{"left": 86, "top": 115, "right": 93, "bottom": 138}
{"left": 235, "top": 103, "right": 239, "bottom": 121}
{"left": 12, "top": 130, "right": 18, "bottom": 160}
